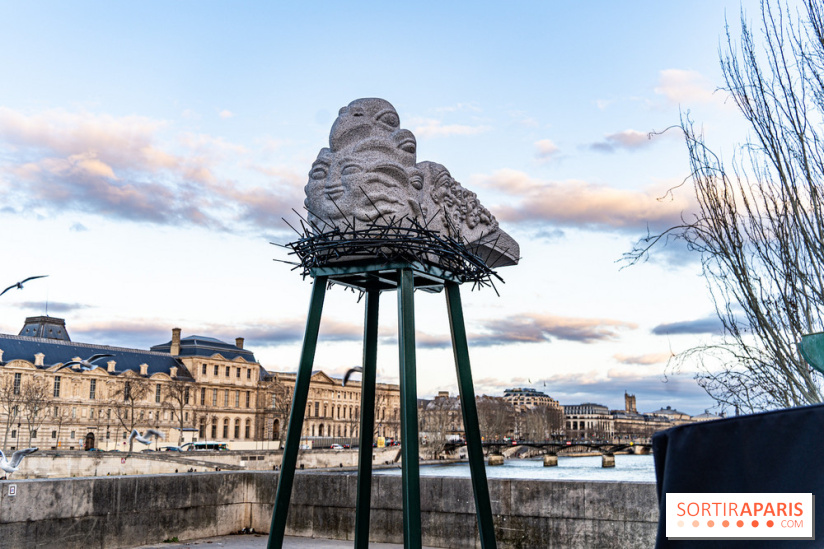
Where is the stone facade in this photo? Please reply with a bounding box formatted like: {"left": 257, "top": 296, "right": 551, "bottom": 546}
{"left": 0, "top": 318, "right": 400, "bottom": 452}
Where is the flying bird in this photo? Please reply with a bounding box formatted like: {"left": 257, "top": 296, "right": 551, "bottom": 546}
{"left": 56, "top": 353, "right": 114, "bottom": 372}
{"left": 128, "top": 429, "right": 165, "bottom": 446}
{"left": 0, "top": 275, "right": 48, "bottom": 297}
{"left": 342, "top": 366, "right": 363, "bottom": 387}
{"left": 0, "top": 447, "right": 38, "bottom": 479}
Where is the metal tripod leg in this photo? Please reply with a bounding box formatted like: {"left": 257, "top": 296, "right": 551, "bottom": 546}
{"left": 398, "top": 268, "right": 422, "bottom": 548}
{"left": 445, "top": 281, "right": 498, "bottom": 549}
{"left": 354, "top": 287, "right": 379, "bottom": 549}
{"left": 267, "top": 276, "right": 328, "bottom": 549}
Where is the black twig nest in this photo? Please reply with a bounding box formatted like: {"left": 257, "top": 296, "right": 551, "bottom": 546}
{"left": 278, "top": 213, "right": 504, "bottom": 292}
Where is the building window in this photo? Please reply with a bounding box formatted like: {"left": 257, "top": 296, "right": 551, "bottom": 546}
{"left": 247, "top": 369, "right": 251, "bottom": 380}
{"left": 246, "top": 391, "right": 250, "bottom": 408}
{"left": 89, "top": 379, "right": 96, "bottom": 400}
{"left": 225, "top": 366, "right": 230, "bottom": 377}
{"left": 10, "top": 429, "right": 16, "bottom": 438}
{"left": 184, "top": 387, "right": 190, "bottom": 405}
{"left": 106, "top": 431, "right": 110, "bottom": 440}
{"left": 70, "top": 431, "right": 75, "bottom": 439}
{"left": 124, "top": 382, "right": 131, "bottom": 401}
{"left": 202, "top": 364, "right": 207, "bottom": 375}
{"left": 223, "top": 419, "right": 229, "bottom": 439}
{"left": 315, "top": 402, "right": 320, "bottom": 416}
{"left": 199, "top": 419, "right": 206, "bottom": 439}
{"left": 201, "top": 388, "right": 206, "bottom": 406}
{"left": 224, "top": 390, "right": 229, "bottom": 407}
{"left": 90, "top": 409, "right": 94, "bottom": 419}
{"left": 51, "top": 430, "right": 57, "bottom": 439}
{"left": 236, "top": 368, "right": 240, "bottom": 378}
{"left": 214, "top": 365, "right": 218, "bottom": 376}
{"left": 245, "top": 420, "right": 250, "bottom": 439}
{"left": 235, "top": 391, "right": 240, "bottom": 408}
{"left": 234, "top": 419, "right": 240, "bottom": 439}
{"left": 54, "top": 376, "right": 61, "bottom": 397}
{"left": 31, "top": 430, "right": 37, "bottom": 439}
{"left": 13, "top": 373, "right": 21, "bottom": 395}
{"left": 53, "top": 406, "right": 58, "bottom": 416}
{"left": 212, "top": 389, "right": 218, "bottom": 407}
{"left": 211, "top": 423, "right": 217, "bottom": 439}
{"left": 155, "top": 384, "right": 161, "bottom": 403}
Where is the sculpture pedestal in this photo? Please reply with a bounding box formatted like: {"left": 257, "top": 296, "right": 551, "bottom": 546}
{"left": 267, "top": 260, "right": 497, "bottom": 549}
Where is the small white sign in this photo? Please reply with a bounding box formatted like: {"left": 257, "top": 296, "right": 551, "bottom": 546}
{"left": 121, "top": 458, "right": 126, "bottom": 464}
{"left": 8, "top": 484, "right": 17, "bottom": 497}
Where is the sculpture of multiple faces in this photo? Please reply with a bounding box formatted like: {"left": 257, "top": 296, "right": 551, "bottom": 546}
{"left": 304, "top": 98, "right": 519, "bottom": 267}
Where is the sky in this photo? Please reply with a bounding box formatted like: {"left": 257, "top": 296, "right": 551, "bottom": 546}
{"left": 0, "top": 1, "right": 771, "bottom": 415}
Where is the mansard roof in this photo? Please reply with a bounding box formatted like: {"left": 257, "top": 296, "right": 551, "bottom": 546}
{"left": 18, "top": 316, "right": 71, "bottom": 341}
{"left": 0, "top": 333, "right": 194, "bottom": 380}
{"left": 150, "top": 335, "right": 257, "bottom": 363}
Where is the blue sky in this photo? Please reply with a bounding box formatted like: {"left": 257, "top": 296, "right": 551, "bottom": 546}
{"left": 0, "top": 1, "right": 769, "bottom": 414}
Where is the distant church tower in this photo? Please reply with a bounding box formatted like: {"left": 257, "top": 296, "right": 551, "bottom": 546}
{"left": 625, "top": 392, "right": 637, "bottom": 413}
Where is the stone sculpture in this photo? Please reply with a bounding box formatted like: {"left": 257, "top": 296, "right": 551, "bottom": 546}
{"left": 304, "top": 98, "right": 519, "bottom": 268}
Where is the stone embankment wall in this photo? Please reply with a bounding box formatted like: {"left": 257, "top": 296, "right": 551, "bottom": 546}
{"left": 11, "top": 448, "right": 403, "bottom": 478}
{"left": 0, "top": 471, "right": 658, "bottom": 548}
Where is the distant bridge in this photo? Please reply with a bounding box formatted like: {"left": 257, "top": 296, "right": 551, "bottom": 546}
{"left": 444, "top": 440, "right": 652, "bottom": 456}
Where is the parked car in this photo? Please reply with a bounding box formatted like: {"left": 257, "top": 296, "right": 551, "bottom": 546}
{"left": 330, "top": 444, "right": 344, "bottom": 450}
{"left": 160, "top": 446, "right": 182, "bottom": 452}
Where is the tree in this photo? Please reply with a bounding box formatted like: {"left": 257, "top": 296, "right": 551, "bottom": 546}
{"left": 20, "top": 376, "right": 51, "bottom": 446}
{"left": 418, "top": 393, "right": 463, "bottom": 459}
{"left": 476, "top": 396, "right": 514, "bottom": 441}
{"left": 109, "top": 376, "right": 150, "bottom": 452}
{"left": 628, "top": 0, "right": 824, "bottom": 412}
{"left": 163, "top": 377, "right": 197, "bottom": 446}
{"left": 0, "top": 374, "right": 23, "bottom": 451}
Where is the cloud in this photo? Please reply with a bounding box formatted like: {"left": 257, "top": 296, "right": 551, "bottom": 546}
{"left": 590, "top": 129, "right": 654, "bottom": 153}
{"left": 474, "top": 170, "right": 694, "bottom": 232}
{"left": 71, "top": 320, "right": 171, "bottom": 348}
{"left": 0, "top": 107, "right": 300, "bottom": 234}
{"left": 18, "top": 301, "right": 92, "bottom": 314}
{"left": 534, "top": 139, "right": 560, "bottom": 162}
{"left": 655, "top": 69, "right": 718, "bottom": 105}
{"left": 473, "top": 313, "right": 637, "bottom": 346}
{"left": 409, "top": 117, "right": 491, "bottom": 138}
{"left": 218, "top": 110, "right": 234, "bottom": 119}
{"left": 613, "top": 352, "right": 673, "bottom": 365}
{"left": 69, "top": 222, "right": 88, "bottom": 232}
{"left": 652, "top": 316, "right": 724, "bottom": 336}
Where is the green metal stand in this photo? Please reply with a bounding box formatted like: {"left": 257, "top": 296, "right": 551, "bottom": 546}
{"left": 267, "top": 263, "right": 497, "bottom": 549}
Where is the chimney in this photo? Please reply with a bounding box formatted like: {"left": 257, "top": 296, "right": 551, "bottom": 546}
{"left": 170, "top": 366, "right": 178, "bottom": 378}
{"left": 171, "top": 328, "right": 181, "bottom": 356}
{"left": 107, "top": 360, "right": 116, "bottom": 373}
{"left": 235, "top": 337, "right": 244, "bottom": 350}
{"left": 34, "top": 353, "right": 45, "bottom": 366}
{"left": 139, "top": 363, "right": 149, "bottom": 376}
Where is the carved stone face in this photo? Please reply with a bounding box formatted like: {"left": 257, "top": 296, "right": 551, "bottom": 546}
{"left": 305, "top": 99, "right": 421, "bottom": 226}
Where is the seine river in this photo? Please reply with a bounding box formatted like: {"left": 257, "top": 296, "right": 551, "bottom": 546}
{"left": 374, "top": 454, "right": 656, "bottom": 483}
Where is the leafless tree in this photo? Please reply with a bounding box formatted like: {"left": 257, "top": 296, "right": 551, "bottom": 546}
{"left": 163, "top": 377, "right": 197, "bottom": 446}
{"left": 268, "top": 378, "right": 293, "bottom": 445}
{"left": 520, "top": 405, "right": 564, "bottom": 441}
{"left": 20, "top": 376, "right": 52, "bottom": 446}
{"left": 627, "top": 0, "right": 824, "bottom": 412}
{"left": 418, "top": 393, "right": 463, "bottom": 459}
{"left": 0, "top": 374, "right": 23, "bottom": 451}
{"left": 109, "top": 377, "right": 150, "bottom": 452}
{"left": 476, "top": 395, "right": 514, "bottom": 441}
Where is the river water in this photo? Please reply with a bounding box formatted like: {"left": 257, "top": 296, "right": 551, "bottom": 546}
{"left": 374, "top": 454, "right": 656, "bottom": 483}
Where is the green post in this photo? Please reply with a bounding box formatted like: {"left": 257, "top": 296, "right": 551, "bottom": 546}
{"left": 267, "top": 276, "right": 328, "bottom": 549}
{"left": 398, "top": 268, "right": 422, "bottom": 548}
{"left": 354, "top": 287, "right": 380, "bottom": 549}
{"left": 445, "top": 281, "right": 498, "bottom": 548}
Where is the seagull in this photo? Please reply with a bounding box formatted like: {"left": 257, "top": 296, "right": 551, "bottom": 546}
{"left": 0, "top": 447, "right": 38, "bottom": 479}
{"left": 0, "top": 276, "right": 48, "bottom": 297}
{"left": 55, "top": 353, "right": 114, "bottom": 371}
{"left": 342, "top": 366, "right": 363, "bottom": 387}
{"left": 128, "top": 429, "right": 165, "bottom": 446}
